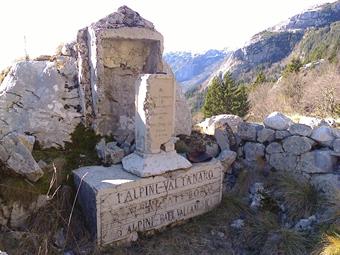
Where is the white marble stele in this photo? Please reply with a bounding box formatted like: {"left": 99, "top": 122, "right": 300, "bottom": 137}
{"left": 73, "top": 159, "right": 223, "bottom": 246}
{"left": 122, "top": 73, "right": 191, "bottom": 177}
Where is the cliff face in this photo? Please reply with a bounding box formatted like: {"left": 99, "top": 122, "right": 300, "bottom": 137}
{"left": 165, "top": 0, "right": 340, "bottom": 93}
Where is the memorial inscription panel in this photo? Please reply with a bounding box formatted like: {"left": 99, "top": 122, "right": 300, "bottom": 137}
{"left": 73, "top": 160, "right": 223, "bottom": 246}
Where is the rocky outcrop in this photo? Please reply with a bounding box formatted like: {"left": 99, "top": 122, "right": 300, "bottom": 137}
{"left": 0, "top": 59, "right": 81, "bottom": 148}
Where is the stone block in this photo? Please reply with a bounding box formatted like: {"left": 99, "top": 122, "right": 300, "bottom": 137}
{"left": 257, "top": 128, "right": 275, "bottom": 143}
{"left": 237, "top": 122, "right": 260, "bottom": 142}
{"left": 73, "top": 160, "right": 223, "bottom": 245}
{"left": 282, "top": 136, "right": 314, "bottom": 155}
{"left": 288, "top": 123, "right": 312, "bottom": 137}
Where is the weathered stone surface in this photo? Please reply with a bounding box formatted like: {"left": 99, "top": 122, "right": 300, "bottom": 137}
{"left": 96, "top": 139, "right": 125, "bottom": 165}
{"left": 0, "top": 133, "right": 43, "bottom": 181}
{"left": 263, "top": 112, "right": 293, "bottom": 130}
{"left": 282, "top": 136, "right": 313, "bottom": 155}
{"left": 122, "top": 73, "right": 191, "bottom": 176}
{"left": 333, "top": 139, "right": 340, "bottom": 153}
{"left": 332, "top": 128, "right": 340, "bottom": 139}
{"left": 217, "top": 150, "right": 237, "bottom": 173}
{"left": 238, "top": 122, "right": 260, "bottom": 142}
{"left": 311, "top": 126, "right": 335, "bottom": 146}
{"left": 175, "top": 86, "right": 192, "bottom": 136}
{"left": 162, "top": 63, "right": 192, "bottom": 136}
{"left": 197, "top": 114, "right": 243, "bottom": 134}
{"left": 268, "top": 153, "right": 298, "bottom": 171}
{"left": 266, "top": 142, "right": 284, "bottom": 154}
{"left": 123, "top": 151, "right": 192, "bottom": 177}
{"left": 0, "top": 60, "right": 81, "bottom": 148}
{"left": 288, "top": 123, "right": 312, "bottom": 137}
{"left": 311, "top": 174, "right": 340, "bottom": 200}
{"left": 298, "top": 150, "right": 338, "bottom": 173}
{"left": 244, "top": 142, "right": 265, "bottom": 161}
{"left": 257, "top": 128, "right": 275, "bottom": 143}
{"left": 73, "top": 160, "right": 223, "bottom": 245}
{"left": 275, "top": 130, "right": 291, "bottom": 140}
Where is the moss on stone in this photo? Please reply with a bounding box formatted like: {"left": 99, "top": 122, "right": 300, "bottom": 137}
{"left": 1, "top": 124, "right": 102, "bottom": 205}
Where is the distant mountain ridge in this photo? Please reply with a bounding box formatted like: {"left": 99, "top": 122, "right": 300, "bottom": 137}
{"left": 164, "top": 49, "right": 231, "bottom": 92}
{"left": 164, "top": 0, "right": 340, "bottom": 96}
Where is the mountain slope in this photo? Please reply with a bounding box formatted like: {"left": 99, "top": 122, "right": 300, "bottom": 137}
{"left": 165, "top": 0, "right": 340, "bottom": 113}
{"left": 164, "top": 49, "right": 231, "bottom": 92}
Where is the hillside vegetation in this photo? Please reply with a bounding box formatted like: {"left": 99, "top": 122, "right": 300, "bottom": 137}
{"left": 191, "top": 20, "right": 340, "bottom": 123}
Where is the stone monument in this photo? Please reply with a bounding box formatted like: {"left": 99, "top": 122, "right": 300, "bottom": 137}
{"left": 73, "top": 6, "right": 224, "bottom": 246}
{"left": 122, "top": 74, "right": 192, "bottom": 177}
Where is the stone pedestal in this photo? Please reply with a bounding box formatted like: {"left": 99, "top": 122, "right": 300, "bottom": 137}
{"left": 122, "top": 73, "right": 191, "bottom": 177}
{"left": 73, "top": 160, "right": 223, "bottom": 246}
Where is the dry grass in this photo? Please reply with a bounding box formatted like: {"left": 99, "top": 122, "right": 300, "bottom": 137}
{"left": 316, "top": 232, "right": 340, "bottom": 255}
{"left": 248, "top": 59, "right": 340, "bottom": 121}
{"left": 273, "top": 173, "right": 328, "bottom": 221}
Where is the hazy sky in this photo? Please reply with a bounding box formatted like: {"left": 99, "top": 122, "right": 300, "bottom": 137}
{"left": 0, "top": 0, "right": 336, "bottom": 69}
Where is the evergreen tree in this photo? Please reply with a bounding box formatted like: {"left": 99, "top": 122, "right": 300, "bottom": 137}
{"left": 202, "top": 72, "right": 249, "bottom": 118}
{"left": 253, "top": 71, "right": 266, "bottom": 85}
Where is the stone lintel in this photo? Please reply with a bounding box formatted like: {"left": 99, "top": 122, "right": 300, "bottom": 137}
{"left": 73, "top": 160, "right": 223, "bottom": 246}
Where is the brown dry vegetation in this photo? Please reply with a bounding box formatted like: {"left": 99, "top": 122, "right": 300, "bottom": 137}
{"left": 248, "top": 59, "right": 340, "bottom": 122}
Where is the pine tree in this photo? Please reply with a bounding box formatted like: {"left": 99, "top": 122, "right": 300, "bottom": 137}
{"left": 234, "top": 84, "right": 250, "bottom": 117}
{"left": 202, "top": 72, "right": 249, "bottom": 118}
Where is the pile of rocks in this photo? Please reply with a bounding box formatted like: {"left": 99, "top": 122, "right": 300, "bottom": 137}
{"left": 240, "top": 112, "right": 339, "bottom": 198}
{"left": 197, "top": 112, "right": 340, "bottom": 199}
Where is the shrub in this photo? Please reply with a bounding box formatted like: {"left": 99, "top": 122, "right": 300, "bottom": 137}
{"left": 274, "top": 174, "right": 328, "bottom": 221}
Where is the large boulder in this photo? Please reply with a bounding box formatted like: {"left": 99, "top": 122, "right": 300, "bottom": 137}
{"left": 264, "top": 112, "right": 293, "bottom": 130}
{"left": 298, "top": 149, "right": 338, "bottom": 173}
{"left": 310, "top": 126, "right": 335, "bottom": 146}
{"left": 0, "top": 133, "right": 43, "bottom": 182}
{"left": 282, "top": 136, "right": 314, "bottom": 155}
{"left": 0, "top": 59, "right": 81, "bottom": 148}
{"left": 197, "top": 114, "right": 243, "bottom": 134}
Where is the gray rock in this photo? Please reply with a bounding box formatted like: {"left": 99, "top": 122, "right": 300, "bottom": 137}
{"left": 0, "top": 60, "right": 81, "bottom": 148}
{"left": 332, "top": 128, "right": 340, "bottom": 139}
{"left": 244, "top": 142, "right": 265, "bottom": 161}
{"left": 217, "top": 150, "right": 237, "bottom": 173}
{"left": 282, "top": 136, "right": 313, "bottom": 155}
{"left": 96, "top": 139, "right": 125, "bottom": 165}
{"left": 288, "top": 124, "right": 312, "bottom": 137}
{"left": 214, "top": 128, "right": 230, "bottom": 150}
{"left": 206, "top": 142, "right": 220, "bottom": 158}
{"left": 269, "top": 153, "right": 298, "bottom": 171}
{"left": 0, "top": 132, "right": 43, "bottom": 182}
{"left": 197, "top": 114, "right": 243, "bottom": 134}
{"left": 238, "top": 122, "right": 261, "bottom": 142}
{"left": 275, "top": 130, "right": 291, "bottom": 140}
{"left": 333, "top": 139, "right": 340, "bottom": 153}
{"left": 298, "top": 150, "right": 338, "bottom": 173}
{"left": 249, "top": 182, "right": 265, "bottom": 209}
{"left": 310, "top": 126, "right": 335, "bottom": 146}
{"left": 175, "top": 85, "right": 192, "bottom": 136}
{"left": 311, "top": 173, "right": 340, "bottom": 200}
{"left": 257, "top": 128, "right": 275, "bottom": 143}
{"left": 264, "top": 112, "right": 293, "bottom": 130}
{"left": 230, "top": 219, "right": 244, "bottom": 229}
{"left": 294, "top": 215, "right": 317, "bottom": 231}
{"left": 266, "top": 142, "right": 284, "bottom": 154}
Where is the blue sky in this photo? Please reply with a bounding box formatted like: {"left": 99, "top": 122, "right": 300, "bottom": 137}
{"left": 0, "top": 0, "right": 336, "bottom": 69}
